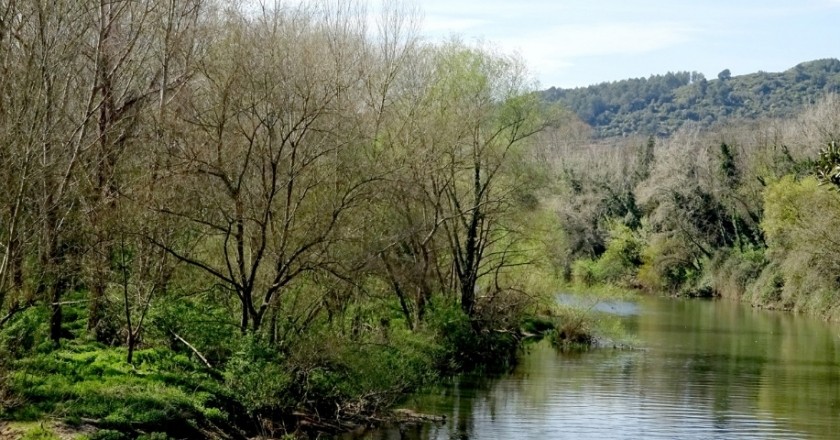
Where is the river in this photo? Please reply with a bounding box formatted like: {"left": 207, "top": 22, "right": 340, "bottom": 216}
{"left": 349, "top": 295, "right": 840, "bottom": 439}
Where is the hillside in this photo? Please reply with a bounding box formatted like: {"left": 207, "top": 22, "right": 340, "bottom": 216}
{"left": 543, "top": 58, "right": 840, "bottom": 137}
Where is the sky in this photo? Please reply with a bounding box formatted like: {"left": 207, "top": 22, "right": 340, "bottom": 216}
{"left": 412, "top": 0, "right": 840, "bottom": 89}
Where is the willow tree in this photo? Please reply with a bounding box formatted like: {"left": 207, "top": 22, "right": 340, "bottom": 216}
{"left": 369, "top": 40, "right": 549, "bottom": 328}
{"left": 432, "top": 44, "right": 546, "bottom": 319}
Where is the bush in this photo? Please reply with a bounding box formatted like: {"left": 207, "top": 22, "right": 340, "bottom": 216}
{"left": 520, "top": 316, "right": 555, "bottom": 335}
{"left": 549, "top": 306, "right": 594, "bottom": 350}
{"left": 637, "top": 233, "right": 700, "bottom": 293}
{"left": 223, "top": 336, "right": 293, "bottom": 414}
{"left": 707, "top": 247, "right": 767, "bottom": 299}
{"left": 426, "top": 298, "right": 519, "bottom": 373}
{"left": 571, "top": 222, "right": 644, "bottom": 287}
{"left": 571, "top": 259, "right": 600, "bottom": 286}
{"left": 759, "top": 176, "right": 840, "bottom": 318}
{"left": 594, "top": 222, "right": 643, "bottom": 283}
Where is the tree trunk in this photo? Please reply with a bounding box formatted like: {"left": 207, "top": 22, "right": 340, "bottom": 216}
{"left": 127, "top": 331, "right": 136, "bottom": 365}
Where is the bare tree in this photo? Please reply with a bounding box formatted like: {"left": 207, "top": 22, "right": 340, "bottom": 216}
{"left": 82, "top": 0, "right": 206, "bottom": 335}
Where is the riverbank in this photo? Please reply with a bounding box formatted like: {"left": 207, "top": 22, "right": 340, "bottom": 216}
{"left": 361, "top": 295, "right": 840, "bottom": 439}
{"left": 2, "top": 295, "right": 602, "bottom": 439}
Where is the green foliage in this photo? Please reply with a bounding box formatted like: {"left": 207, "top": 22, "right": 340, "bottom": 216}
{"left": 20, "top": 425, "right": 59, "bottom": 440}
{"left": 86, "top": 430, "right": 128, "bottom": 440}
{"left": 542, "top": 301, "right": 630, "bottom": 351}
{"left": 706, "top": 247, "right": 767, "bottom": 299}
{"left": 718, "top": 143, "right": 740, "bottom": 187}
{"left": 520, "top": 316, "right": 555, "bottom": 335}
{"left": 637, "top": 233, "right": 701, "bottom": 293}
{"left": 745, "top": 263, "right": 786, "bottom": 307}
{"left": 548, "top": 305, "right": 594, "bottom": 351}
{"left": 223, "top": 336, "right": 293, "bottom": 414}
{"left": 815, "top": 141, "right": 840, "bottom": 188}
{"left": 571, "top": 222, "right": 643, "bottom": 287}
{"left": 0, "top": 1, "right": 665, "bottom": 436}
{"left": 544, "top": 58, "right": 840, "bottom": 137}
{"left": 570, "top": 259, "right": 600, "bottom": 287}
{"left": 426, "top": 298, "right": 519, "bottom": 373}
{"left": 3, "top": 341, "right": 232, "bottom": 438}
{"left": 242, "top": 322, "right": 449, "bottom": 421}
{"left": 757, "top": 176, "right": 840, "bottom": 317}
{"left": 593, "top": 223, "right": 643, "bottom": 282}
{"left": 1, "top": 307, "right": 50, "bottom": 359}
{"left": 149, "top": 295, "right": 237, "bottom": 365}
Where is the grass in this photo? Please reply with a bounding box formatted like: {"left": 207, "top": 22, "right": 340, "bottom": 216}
{"left": 2, "top": 340, "right": 236, "bottom": 439}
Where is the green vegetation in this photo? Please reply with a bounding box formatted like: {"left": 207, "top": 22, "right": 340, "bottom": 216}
{"left": 0, "top": 1, "right": 590, "bottom": 438}
{"left": 4, "top": 1, "right": 836, "bottom": 437}
{"left": 544, "top": 59, "right": 840, "bottom": 137}
{"left": 548, "top": 89, "right": 840, "bottom": 319}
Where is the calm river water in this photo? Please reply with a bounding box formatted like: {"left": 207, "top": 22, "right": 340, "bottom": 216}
{"left": 351, "top": 295, "right": 840, "bottom": 439}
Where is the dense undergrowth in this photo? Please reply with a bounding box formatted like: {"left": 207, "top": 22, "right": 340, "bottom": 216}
{"left": 1, "top": 291, "right": 596, "bottom": 439}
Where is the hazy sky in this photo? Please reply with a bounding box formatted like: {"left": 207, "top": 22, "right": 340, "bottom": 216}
{"left": 414, "top": 0, "right": 840, "bottom": 88}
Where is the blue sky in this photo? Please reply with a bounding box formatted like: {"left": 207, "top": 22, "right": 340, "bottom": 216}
{"left": 415, "top": 0, "right": 840, "bottom": 88}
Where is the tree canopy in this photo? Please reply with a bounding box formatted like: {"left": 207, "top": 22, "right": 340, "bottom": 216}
{"left": 543, "top": 59, "right": 840, "bottom": 137}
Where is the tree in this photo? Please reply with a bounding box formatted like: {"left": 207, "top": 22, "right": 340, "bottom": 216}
{"left": 815, "top": 141, "right": 840, "bottom": 188}
{"left": 81, "top": 0, "right": 206, "bottom": 336}
{"left": 152, "top": 2, "right": 380, "bottom": 335}
{"left": 429, "top": 43, "right": 546, "bottom": 318}
{"left": 1, "top": 0, "right": 104, "bottom": 343}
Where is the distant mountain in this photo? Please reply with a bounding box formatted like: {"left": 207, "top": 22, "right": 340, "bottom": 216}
{"left": 542, "top": 59, "right": 840, "bottom": 137}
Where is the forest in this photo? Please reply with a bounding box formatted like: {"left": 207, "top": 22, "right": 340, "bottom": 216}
{"left": 0, "top": 1, "right": 566, "bottom": 438}
{"left": 543, "top": 58, "right": 840, "bottom": 137}
{"left": 3, "top": 0, "right": 840, "bottom": 439}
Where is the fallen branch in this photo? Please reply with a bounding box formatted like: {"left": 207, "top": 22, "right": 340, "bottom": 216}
{"left": 169, "top": 329, "right": 213, "bottom": 369}
{"left": 0, "top": 303, "right": 26, "bottom": 328}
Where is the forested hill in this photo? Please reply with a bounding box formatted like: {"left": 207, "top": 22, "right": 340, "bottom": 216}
{"left": 543, "top": 58, "right": 840, "bottom": 137}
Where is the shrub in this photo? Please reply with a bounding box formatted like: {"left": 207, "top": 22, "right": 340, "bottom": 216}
{"left": 426, "top": 298, "right": 519, "bottom": 373}
{"left": 759, "top": 176, "right": 840, "bottom": 318}
{"left": 223, "top": 336, "right": 293, "bottom": 414}
{"left": 594, "top": 222, "right": 643, "bottom": 283}
{"left": 544, "top": 305, "right": 600, "bottom": 351}
{"left": 707, "top": 247, "right": 767, "bottom": 299}
{"left": 571, "top": 222, "right": 644, "bottom": 287}
{"left": 571, "top": 259, "right": 600, "bottom": 286}
{"left": 637, "top": 233, "right": 699, "bottom": 293}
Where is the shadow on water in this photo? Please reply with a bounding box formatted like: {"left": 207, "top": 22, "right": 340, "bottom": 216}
{"left": 344, "top": 295, "right": 840, "bottom": 439}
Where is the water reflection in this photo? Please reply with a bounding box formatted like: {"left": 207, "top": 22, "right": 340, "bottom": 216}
{"left": 349, "top": 296, "right": 840, "bottom": 439}
{"left": 555, "top": 293, "right": 640, "bottom": 316}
